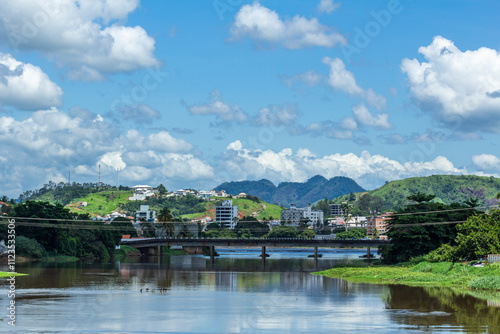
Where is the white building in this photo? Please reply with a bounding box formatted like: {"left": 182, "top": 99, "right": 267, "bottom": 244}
{"left": 198, "top": 190, "right": 214, "bottom": 200}
{"left": 129, "top": 185, "right": 155, "bottom": 201}
{"left": 215, "top": 200, "right": 238, "bottom": 229}
{"left": 281, "top": 205, "right": 324, "bottom": 227}
{"left": 135, "top": 205, "right": 156, "bottom": 222}
{"left": 173, "top": 189, "right": 187, "bottom": 197}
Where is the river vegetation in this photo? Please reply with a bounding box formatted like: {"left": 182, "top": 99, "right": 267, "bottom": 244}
{"left": 318, "top": 192, "right": 500, "bottom": 291}
{"left": 316, "top": 261, "right": 500, "bottom": 291}
{"left": 1, "top": 201, "right": 122, "bottom": 261}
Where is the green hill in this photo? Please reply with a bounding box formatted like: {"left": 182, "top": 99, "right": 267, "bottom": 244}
{"left": 214, "top": 175, "right": 365, "bottom": 207}
{"left": 67, "top": 190, "right": 134, "bottom": 216}
{"left": 333, "top": 175, "right": 500, "bottom": 211}
{"left": 180, "top": 197, "right": 283, "bottom": 220}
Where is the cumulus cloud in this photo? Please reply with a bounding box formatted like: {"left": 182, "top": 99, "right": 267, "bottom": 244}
{"left": 222, "top": 141, "right": 467, "bottom": 189}
{"left": 472, "top": 154, "right": 500, "bottom": 172}
{"left": 184, "top": 89, "right": 247, "bottom": 123}
{"left": 0, "top": 53, "right": 62, "bottom": 110}
{"left": 402, "top": 36, "right": 500, "bottom": 133}
{"left": 352, "top": 104, "right": 391, "bottom": 130}
{"left": 322, "top": 57, "right": 386, "bottom": 109}
{"left": 318, "top": 0, "right": 341, "bottom": 14}
{"left": 100, "top": 151, "right": 126, "bottom": 170}
{"left": 0, "top": 0, "right": 159, "bottom": 81}
{"left": 0, "top": 108, "right": 213, "bottom": 197}
{"left": 117, "top": 104, "right": 161, "bottom": 124}
{"left": 230, "top": 1, "right": 346, "bottom": 49}
{"left": 281, "top": 70, "right": 324, "bottom": 88}
{"left": 253, "top": 104, "right": 297, "bottom": 126}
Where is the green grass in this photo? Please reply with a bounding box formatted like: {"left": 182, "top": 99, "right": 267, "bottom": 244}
{"left": 114, "top": 245, "right": 141, "bottom": 257}
{"left": 315, "top": 261, "right": 500, "bottom": 291}
{"left": 180, "top": 197, "right": 283, "bottom": 220}
{"left": 162, "top": 247, "right": 188, "bottom": 255}
{"left": 66, "top": 190, "right": 133, "bottom": 216}
{"left": 0, "top": 271, "right": 27, "bottom": 277}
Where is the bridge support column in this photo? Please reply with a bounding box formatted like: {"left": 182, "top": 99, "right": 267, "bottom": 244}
{"left": 261, "top": 246, "right": 266, "bottom": 266}
{"left": 157, "top": 245, "right": 162, "bottom": 256}
{"left": 314, "top": 246, "right": 318, "bottom": 259}
{"left": 210, "top": 246, "right": 215, "bottom": 263}
{"left": 367, "top": 247, "right": 371, "bottom": 259}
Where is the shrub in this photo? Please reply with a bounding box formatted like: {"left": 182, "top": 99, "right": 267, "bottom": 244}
{"left": 16, "top": 236, "right": 47, "bottom": 259}
{"left": 467, "top": 276, "right": 500, "bottom": 290}
{"left": 424, "top": 243, "right": 456, "bottom": 262}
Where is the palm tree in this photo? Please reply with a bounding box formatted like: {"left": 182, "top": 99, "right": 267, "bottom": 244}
{"left": 158, "top": 207, "right": 175, "bottom": 237}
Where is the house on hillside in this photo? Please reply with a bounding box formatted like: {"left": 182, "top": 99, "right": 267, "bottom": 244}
{"left": 129, "top": 185, "right": 155, "bottom": 201}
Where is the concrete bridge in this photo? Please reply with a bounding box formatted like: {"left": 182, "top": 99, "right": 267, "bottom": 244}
{"left": 120, "top": 237, "right": 390, "bottom": 262}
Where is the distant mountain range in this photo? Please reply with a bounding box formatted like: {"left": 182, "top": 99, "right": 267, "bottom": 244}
{"left": 214, "top": 175, "right": 365, "bottom": 207}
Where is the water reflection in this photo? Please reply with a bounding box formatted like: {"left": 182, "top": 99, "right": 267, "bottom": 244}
{"left": 0, "top": 251, "right": 499, "bottom": 333}
{"left": 385, "top": 285, "right": 500, "bottom": 332}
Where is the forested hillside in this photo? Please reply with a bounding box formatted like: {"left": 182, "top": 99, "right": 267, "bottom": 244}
{"left": 333, "top": 175, "right": 500, "bottom": 211}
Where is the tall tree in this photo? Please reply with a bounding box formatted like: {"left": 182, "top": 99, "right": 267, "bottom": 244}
{"left": 158, "top": 207, "right": 174, "bottom": 237}
{"left": 381, "top": 194, "right": 476, "bottom": 263}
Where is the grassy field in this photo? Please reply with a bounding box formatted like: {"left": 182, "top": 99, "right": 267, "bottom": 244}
{"left": 180, "top": 197, "right": 283, "bottom": 220}
{"left": 315, "top": 261, "right": 500, "bottom": 291}
{"left": 66, "top": 190, "right": 133, "bottom": 216}
{"left": 0, "top": 272, "right": 27, "bottom": 277}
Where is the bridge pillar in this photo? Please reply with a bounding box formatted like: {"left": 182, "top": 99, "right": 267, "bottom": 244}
{"left": 367, "top": 247, "right": 371, "bottom": 259}
{"left": 210, "top": 246, "right": 215, "bottom": 263}
{"left": 157, "top": 245, "right": 162, "bottom": 256}
{"left": 314, "top": 246, "right": 318, "bottom": 259}
{"left": 261, "top": 246, "right": 266, "bottom": 265}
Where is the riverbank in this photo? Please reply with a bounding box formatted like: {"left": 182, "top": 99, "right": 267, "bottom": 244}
{"left": 315, "top": 261, "right": 500, "bottom": 291}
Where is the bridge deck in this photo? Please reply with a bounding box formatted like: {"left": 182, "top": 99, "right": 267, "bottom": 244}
{"left": 121, "top": 237, "right": 390, "bottom": 249}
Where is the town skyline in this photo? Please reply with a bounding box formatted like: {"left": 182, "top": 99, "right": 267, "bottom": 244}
{"left": 1, "top": 0, "right": 500, "bottom": 198}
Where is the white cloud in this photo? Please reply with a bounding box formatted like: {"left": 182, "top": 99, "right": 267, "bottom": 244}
{"left": 472, "top": 154, "right": 500, "bottom": 172}
{"left": 340, "top": 117, "right": 357, "bottom": 130}
{"left": 117, "top": 104, "right": 161, "bottom": 124}
{"left": 318, "top": 0, "right": 341, "bottom": 14}
{"left": 0, "top": 0, "right": 159, "bottom": 81}
{"left": 145, "top": 131, "right": 193, "bottom": 153}
{"left": 223, "top": 142, "right": 467, "bottom": 189}
{"left": 352, "top": 104, "right": 391, "bottom": 130}
{"left": 185, "top": 89, "right": 247, "bottom": 123}
{"left": 100, "top": 151, "right": 126, "bottom": 170}
{"left": 322, "top": 57, "right": 386, "bottom": 109}
{"left": 281, "top": 70, "right": 324, "bottom": 88}
{"left": 253, "top": 105, "right": 297, "bottom": 126}
{"left": 0, "top": 109, "right": 213, "bottom": 197}
{"left": 230, "top": 1, "right": 346, "bottom": 49}
{"left": 402, "top": 36, "right": 500, "bottom": 133}
{"left": 0, "top": 53, "right": 62, "bottom": 110}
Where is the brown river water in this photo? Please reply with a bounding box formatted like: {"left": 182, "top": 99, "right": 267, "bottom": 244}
{"left": 1, "top": 248, "right": 499, "bottom": 333}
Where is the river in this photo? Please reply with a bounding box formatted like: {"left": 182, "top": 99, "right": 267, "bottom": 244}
{"left": 1, "top": 248, "right": 499, "bottom": 333}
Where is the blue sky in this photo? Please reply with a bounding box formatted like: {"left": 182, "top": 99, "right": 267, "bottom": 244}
{"left": 1, "top": 0, "right": 500, "bottom": 198}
